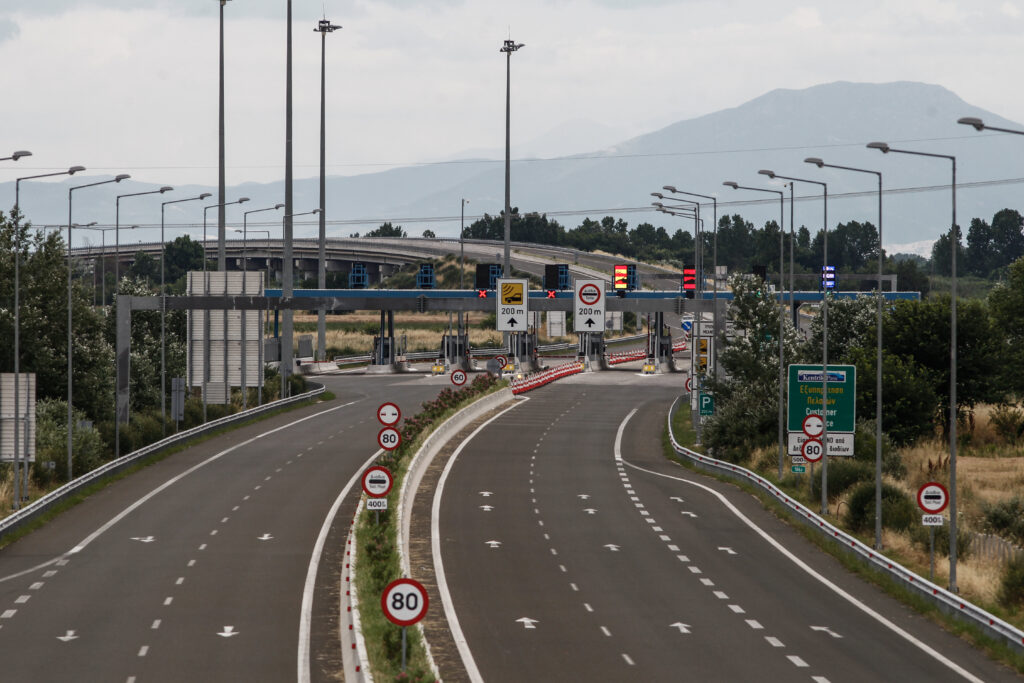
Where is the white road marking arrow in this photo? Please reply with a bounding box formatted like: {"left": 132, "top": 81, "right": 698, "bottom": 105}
{"left": 718, "top": 547, "right": 737, "bottom": 555}
{"left": 577, "top": 494, "right": 591, "bottom": 500}
{"left": 516, "top": 617, "right": 539, "bottom": 629}
{"left": 57, "top": 630, "right": 78, "bottom": 642}
{"left": 131, "top": 536, "right": 155, "bottom": 543}
{"left": 670, "top": 496, "right": 685, "bottom": 502}
{"left": 485, "top": 540, "right": 502, "bottom": 548}
{"left": 604, "top": 544, "right": 621, "bottom": 552}
{"left": 218, "top": 626, "right": 239, "bottom": 638}
{"left": 583, "top": 508, "right": 598, "bottom": 515}
{"left": 811, "top": 626, "right": 843, "bottom": 639}
{"left": 479, "top": 505, "right": 493, "bottom": 511}
{"left": 680, "top": 511, "right": 698, "bottom": 518}
{"left": 479, "top": 491, "right": 493, "bottom": 497}
{"left": 257, "top": 534, "right": 273, "bottom": 541}
{"left": 669, "top": 622, "right": 692, "bottom": 634}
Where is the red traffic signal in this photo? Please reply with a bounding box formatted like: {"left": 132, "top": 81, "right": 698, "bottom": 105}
{"left": 682, "top": 266, "right": 696, "bottom": 291}
{"left": 614, "top": 264, "right": 629, "bottom": 290}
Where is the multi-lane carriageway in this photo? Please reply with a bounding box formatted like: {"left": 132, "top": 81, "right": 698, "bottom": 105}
{"left": 0, "top": 368, "right": 1020, "bottom": 682}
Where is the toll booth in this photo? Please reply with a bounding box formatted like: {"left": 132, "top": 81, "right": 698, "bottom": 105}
{"left": 368, "top": 310, "right": 402, "bottom": 372}
{"left": 440, "top": 333, "right": 469, "bottom": 370}
{"left": 510, "top": 331, "right": 540, "bottom": 373}
{"left": 578, "top": 332, "right": 606, "bottom": 370}
{"left": 646, "top": 312, "right": 676, "bottom": 372}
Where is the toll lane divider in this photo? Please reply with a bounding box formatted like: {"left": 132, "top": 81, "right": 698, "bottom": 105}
{"left": 0, "top": 383, "right": 325, "bottom": 542}
{"left": 666, "top": 398, "right": 1024, "bottom": 654}
{"left": 509, "top": 361, "right": 585, "bottom": 394}
{"left": 390, "top": 387, "right": 517, "bottom": 680}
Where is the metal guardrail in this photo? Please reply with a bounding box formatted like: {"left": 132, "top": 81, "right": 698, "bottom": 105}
{"left": 665, "top": 398, "right": 1024, "bottom": 654}
{"left": 0, "top": 384, "right": 326, "bottom": 542}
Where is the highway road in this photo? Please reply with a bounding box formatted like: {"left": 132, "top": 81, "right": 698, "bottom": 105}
{"left": 432, "top": 372, "right": 1022, "bottom": 682}
{"left": 0, "top": 373, "right": 447, "bottom": 682}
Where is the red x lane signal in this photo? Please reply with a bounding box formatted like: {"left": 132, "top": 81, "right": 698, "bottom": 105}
{"left": 477, "top": 290, "right": 488, "bottom": 298}
{"left": 546, "top": 290, "right": 556, "bottom": 298}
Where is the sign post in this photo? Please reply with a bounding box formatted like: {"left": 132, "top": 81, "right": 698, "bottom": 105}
{"left": 382, "top": 578, "right": 429, "bottom": 672}
{"left": 496, "top": 278, "right": 529, "bottom": 332}
{"left": 573, "top": 279, "right": 606, "bottom": 333}
{"left": 918, "top": 482, "right": 949, "bottom": 580}
{"left": 363, "top": 465, "right": 393, "bottom": 523}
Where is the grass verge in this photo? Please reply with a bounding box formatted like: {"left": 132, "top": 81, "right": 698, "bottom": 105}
{"left": 665, "top": 405, "right": 1024, "bottom": 674}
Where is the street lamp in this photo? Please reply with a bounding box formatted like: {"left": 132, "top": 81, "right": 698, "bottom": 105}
{"left": 957, "top": 116, "right": 1024, "bottom": 135}
{"left": 806, "top": 156, "right": 885, "bottom": 551}
{"left": 68, "top": 174, "right": 130, "bottom": 481}
{"left": 724, "top": 181, "right": 786, "bottom": 482}
{"left": 500, "top": 38, "right": 524, "bottom": 281}
{"left": 281, "top": 209, "right": 321, "bottom": 398}
{"left": 203, "top": 198, "right": 250, "bottom": 271}
{"left": 1, "top": 150, "right": 31, "bottom": 162}
{"left": 12, "top": 164, "right": 85, "bottom": 507}
{"left": 218, "top": 0, "right": 233, "bottom": 269}
{"left": 160, "top": 192, "right": 211, "bottom": 435}
{"left": 115, "top": 187, "right": 173, "bottom": 302}
{"left": 459, "top": 198, "right": 471, "bottom": 337}
{"left": 315, "top": 18, "right": 341, "bottom": 363}
{"left": 868, "top": 140, "right": 959, "bottom": 592}
{"left": 240, "top": 204, "right": 283, "bottom": 409}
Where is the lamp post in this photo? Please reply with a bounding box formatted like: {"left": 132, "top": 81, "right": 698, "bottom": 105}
{"left": 868, "top": 140, "right": 959, "bottom": 592}
{"left": 2, "top": 150, "right": 31, "bottom": 162}
{"left": 68, "top": 175, "right": 130, "bottom": 481}
{"left": 12, "top": 165, "right": 85, "bottom": 506}
{"left": 663, "top": 186, "right": 719, "bottom": 378}
{"left": 957, "top": 116, "right": 1024, "bottom": 135}
{"left": 460, "top": 198, "right": 470, "bottom": 335}
{"left": 241, "top": 205, "right": 283, "bottom": 409}
{"left": 217, "top": 0, "right": 232, "bottom": 269}
{"left": 281, "top": 209, "right": 321, "bottom": 398}
{"left": 500, "top": 38, "right": 524, "bottom": 280}
{"left": 160, "top": 193, "right": 211, "bottom": 434}
{"left": 115, "top": 187, "right": 173, "bottom": 302}
{"left": 315, "top": 18, "right": 341, "bottom": 363}
{"left": 806, "top": 157, "right": 885, "bottom": 551}
{"left": 724, "top": 181, "right": 786, "bottom": 481}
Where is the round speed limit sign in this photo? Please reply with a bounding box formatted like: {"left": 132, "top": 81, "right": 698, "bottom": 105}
{"left": 801, "top": 438, "right": 824, "bottom": 463}
{"left": 451, "top": 369, "right": 467, "bottom": 386}
{"left": 382, "top": 578, "right": 429, "bottom": 627}
{"left": 377, "top": 427, "right": 402, "bottom": 451}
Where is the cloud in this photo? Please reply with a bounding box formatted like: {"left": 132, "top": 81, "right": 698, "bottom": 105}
{"left": 0, "top": 18, "right": 19, "bottom": 43}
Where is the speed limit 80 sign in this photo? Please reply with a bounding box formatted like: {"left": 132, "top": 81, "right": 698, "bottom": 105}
{"left": 377, "top": 427, "right": 401, "bottom": 451}
{"left": 382, "top": 578, "right": 429, "bottom": 626}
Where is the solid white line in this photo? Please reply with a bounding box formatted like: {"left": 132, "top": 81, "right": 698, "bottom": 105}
{"left": 619, "top": 432, "right": 987, "bottom": 683}
{"left": 297, "top": 445, "right": 383, "bottom": 683}
{"left": 432, "top": 399, "right": 526, "bottom": 683}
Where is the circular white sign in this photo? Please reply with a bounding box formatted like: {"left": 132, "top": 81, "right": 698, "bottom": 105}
{"left": 495, "top": 355, "right": 508, "bottom": 368}
{"left": 917, "top": 482, "right": 949, "bottom": 514}
{"left": 362, "top": 466, "right": 393, "bottom": 497}
{"left": 801, "top": 438, "right": 824, "bottom": 463}
{"left": 377, "top": 427, "right": 401, "bottom": 451}
{"left": 377, "top": 402, "right": 401, "bottom": 426}
{"left": 802, "top": 414, "right": 824, "bottom": 438}
{"left": 578, "top": 283, "right": 602, "bottom": 306}
{"left": 684, "top": 377, "right": 693, "bottom": 393}
{"left": 382, "top": 578, "right": 429, "bottom": 627}
{"left": 451, "top": 369, "right": 467, "bottom": 386}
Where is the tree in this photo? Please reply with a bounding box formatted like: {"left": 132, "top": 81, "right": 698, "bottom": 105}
{"left": 163, "top": 235, "right": 204, "bottom": 289}
{"left": 990, "top": 209, "right": 1024, "bottom": 273}
{"left": 129, "top": 250, "right": 159, "bottom": 285}
{"left": 422, "top": 229, "right": 436, "bottom": 239}
{"left": 988, "top": 256, "right": 1024, "bottom": 394}
{"left": 930, "top": 224, "right": 965, "bottom": 277}
{"left": 365, "top": 222, "right": 406, "bottom": 238}
{"left": 966, "top": 217, "right": 994, "bottom": 277}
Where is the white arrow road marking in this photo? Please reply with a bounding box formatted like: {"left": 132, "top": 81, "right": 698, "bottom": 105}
{"left": 670, "top": 496, "right": 684, "bottom": 502}
{"left": 718, "top": 546, "right": 737, "bottom": 555}
{"left": 130, "top": 536, "right": 155, "bottom": 543}
{"left": 479, "top": 491, "right": 493, "bottom": 497}
{"left": 257, "top": 534, "right": 274, "bottom": 541}
{"left": 479, "top": 505, "right": 493, "bottom": 511}
{"left": 57, "top": 630, "right": 78, "bottom": 642}
{"left": 604, "top": 544, "right": 621, "bottom": 551}
{"left": 485, "top": 540, "right": 502, "bottom": 548}
{"left": 669, "top": 622, "right": 691, "bottom": 634}
{"left": 582, "top": 509, "right": 597, "bottom": 515}
{"left": 218, "top": 626, "right": 239, "bottom": 637}
{"left": 680, "top": 511, "right": 698, "bottom": 518}
{"left": 516, "top": 617, "right": 538, "bottom": 629}
{"left": 811, "top": 626, "right": 843, "bottom": 638}
{"left": 577, "top": 494, "right": 590, "bottom": 500}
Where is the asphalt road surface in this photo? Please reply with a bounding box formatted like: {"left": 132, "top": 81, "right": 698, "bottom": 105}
{"left": 435, "top": 371, "right": 1022, "bottom": 682}
{"left": 0, "top": 373, "right": 447, "bottom": 682}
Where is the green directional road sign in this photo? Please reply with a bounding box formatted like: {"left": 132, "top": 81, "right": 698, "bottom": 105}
{"left": 791, "top": 465, "right": 807, "bottom": 473}
{"left": 699, "top": 392, "right": 714, "bottom": 416}
{"left": 787, "top": 364, "right": 856, "bottom": 433}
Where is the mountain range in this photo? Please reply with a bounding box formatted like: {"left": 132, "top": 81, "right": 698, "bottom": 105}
{"left": 4, "top": 81, "right": 1023, "bottom": 258}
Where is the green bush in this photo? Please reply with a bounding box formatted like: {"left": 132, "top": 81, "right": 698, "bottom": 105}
{"left": 845, "top": 481, "right": 916, "bottom": 533}
{"left": 909, "top": 521, "right": 973, "bottom": 559}
{"left": 990, "top": 404, "right": 1024, "bottom": 444}
{"left": 998, "top": 556, "right": 1024, "bottom": 609}
{"left": 982, "top": 496, "right": 1024, "bottom": 546}
{"left": 32, "top": 399, "right": 107, "bottom": 486}
{"left": 811, "top": 459, "right": 874, "bottom": 500}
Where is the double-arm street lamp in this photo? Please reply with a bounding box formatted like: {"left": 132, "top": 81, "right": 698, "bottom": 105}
{"left": 239, "top": 205, "right": 283, "bottom": 409}
{"left": 2, "top": 150, "right": 31, "bottom": 162}
{"left": 12, "top": 164, "right": 85, "bottom": 507}
{"left": 281, "top": 209, "right": 320, "bottom": 397}
{"left": 805, "top": 157, "right": 886, "bottom": 551}
{"left": 500, "top": 38, "right": 524, "bottom": 280}
{"left": 116, "top": 187, "right": 173, "bottom": 300}
{"left": 957, "top": 116, "right": 1024, "bottom": 135}
{"left": 724, "top": 181, "right": 786, "bottom": 481}
{"left": 315, "top": 18, "right": 341, "bottom": 362}
{"left": 868, "top": 140, "right": 959, "bottom": 593}
{"left": 203, "top": 198, "right": 250, "bottom": 270}
{"left": 159, "top": 193, "right": 211, "bottom": 434}
{"left": 69, "top": 175, "right": 130, "bottom": 481}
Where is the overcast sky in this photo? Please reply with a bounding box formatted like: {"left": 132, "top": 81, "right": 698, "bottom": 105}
{"left": 3, "top": 0, "right": 1024, "bottom": 197}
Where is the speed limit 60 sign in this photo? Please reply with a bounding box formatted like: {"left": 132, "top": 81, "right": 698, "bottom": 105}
{"left": 382, "top": 578, "right": 429, "bottom": 626}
